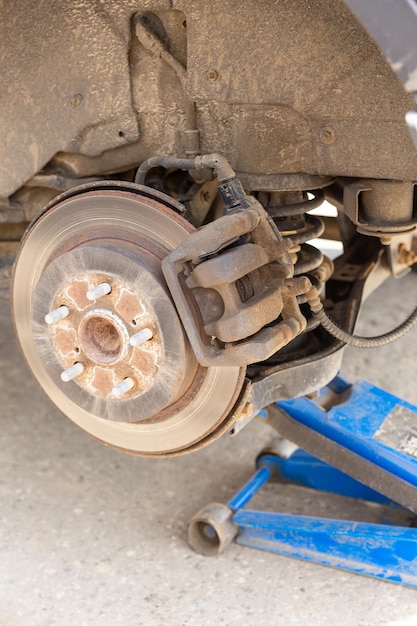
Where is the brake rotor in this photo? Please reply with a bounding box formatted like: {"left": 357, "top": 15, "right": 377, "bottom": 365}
{"left": 12, "top": 185, "right": 246, "bottom": 455}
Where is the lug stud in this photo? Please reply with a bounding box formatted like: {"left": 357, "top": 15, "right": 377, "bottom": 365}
{"left": 86, "top": 282, "right": 111, "bottom": 301}
{"left": 129, "top": 327, "right": 153, "bottom": 347}
{"left": 112, "top": 377, "right": 135, "bottom": 397}
{"left": 61, "top": 362, "right": 84, "bottom": 382}
{"left": 45, "top": 305, "right": 70, "bottom": 325}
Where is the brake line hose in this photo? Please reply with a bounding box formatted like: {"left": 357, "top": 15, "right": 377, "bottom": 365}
{"left": 306, "top": 284, "right": 417, "bottom": 348}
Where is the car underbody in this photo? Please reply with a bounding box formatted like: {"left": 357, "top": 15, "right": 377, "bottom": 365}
{"left": 2, "top": 0, "right": 417, "bottom": 456}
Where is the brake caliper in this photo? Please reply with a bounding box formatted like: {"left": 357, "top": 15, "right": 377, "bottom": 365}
{"left": 162, "top": 178, "right": 310, "bottom": 367}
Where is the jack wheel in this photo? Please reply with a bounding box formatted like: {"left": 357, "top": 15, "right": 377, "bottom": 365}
{"left": 188, "top": 502, "right": 238, "bottom": 556}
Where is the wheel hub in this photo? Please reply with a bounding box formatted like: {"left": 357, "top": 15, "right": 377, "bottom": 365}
{"left": 12, "top": 185, "right": 245, "bottom": 455}
{"left": 35, "top": 242, "right": 194, "bottom": 421}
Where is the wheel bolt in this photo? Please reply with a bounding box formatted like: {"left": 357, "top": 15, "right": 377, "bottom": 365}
{"left": 112, "top": 377, "right": 135, "bottom": 397}
{"left": 86, "top": 282, "right": 112, "bottom": 301}
{"left": 45, "top": 305, "right": 70, "bottom": 324}
{"left": 129, "top": 327, "right": 153, "bottom": 347}
{"left": 61, "top": 362, "right": 84, "bottom": 382}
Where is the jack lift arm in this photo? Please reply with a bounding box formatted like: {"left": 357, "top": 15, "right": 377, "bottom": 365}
{"left": 188, "top": 377, "right": 417, "bottom": 587}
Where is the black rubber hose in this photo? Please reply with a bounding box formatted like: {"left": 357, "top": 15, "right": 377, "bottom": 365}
{"left": 306, "top": 285, "right": 417, "bottom": 348}
{"left": 135, "top": 153, "right": 238, "bottom": 186}
{"left": 135, "top": 157, "right": 196, "bottom": 185}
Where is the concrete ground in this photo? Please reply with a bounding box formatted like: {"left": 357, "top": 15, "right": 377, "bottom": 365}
{"left": 1, "top": 271, "right": 417, "bottom": 626}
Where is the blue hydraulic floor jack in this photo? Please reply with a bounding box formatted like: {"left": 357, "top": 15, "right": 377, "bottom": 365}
{"left": 188, "top": 377, "right": 417, "bottom": 587}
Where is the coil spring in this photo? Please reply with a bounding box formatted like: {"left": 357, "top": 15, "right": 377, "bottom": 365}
{"left": 267, "top": 189, "right": 324, "bottom": 275}
{"left": 261, "top": 188, "right": 334, "bottom": 304}
{"left": 245, "top": 188, "right": 329, "bottom": 366}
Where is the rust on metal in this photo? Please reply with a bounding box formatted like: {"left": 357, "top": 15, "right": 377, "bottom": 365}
{"left": 129, "top": 347, "right": 158, "bottom": 380}
{"left": 114, "top": 289, "right": 145, "bottom": 324}
{"left": 66, "top": 280, "right": 91, "bottom": 310}
{"left": 398, "top": 242, "right": 417, "bottom": 266}
{"left": 52, "top": 326, "right": 78, "bottom": 357}
{"left": 49, "top": 270, "right": 163, "bottom": 400}
{"left": 14, "top": 186, "right": 245, "bottom": 454}
{"left": 91, "top": 367, "right": 115, "bottom": 398}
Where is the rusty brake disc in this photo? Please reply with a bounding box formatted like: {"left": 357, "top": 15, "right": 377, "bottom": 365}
{"left": 12, "top": 186, "right": 245, "bottom": 455}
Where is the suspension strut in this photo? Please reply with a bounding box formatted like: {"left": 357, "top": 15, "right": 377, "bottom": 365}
{"left": 141, "top": 153, "right": 417, "bottom": 365}
{"left": 138, "top": 154, "right": 417, "bottom": 359}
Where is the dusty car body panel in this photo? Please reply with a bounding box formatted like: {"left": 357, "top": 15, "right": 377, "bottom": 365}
{"left": 2, "top": 0, "right": 416, "bottom": 208}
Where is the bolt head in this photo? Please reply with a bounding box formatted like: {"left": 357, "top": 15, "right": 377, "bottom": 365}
{"left": 207, "top": 69, "right": 219, "bottom": 81}
{"left": 70, "top": 94, "right": 83, "bottom": 107}
{"left": 320, "top": 127, "right": 336, "bottom": 144}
